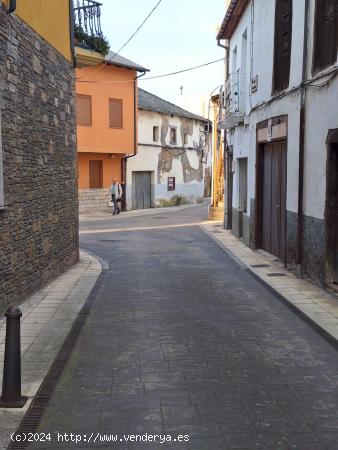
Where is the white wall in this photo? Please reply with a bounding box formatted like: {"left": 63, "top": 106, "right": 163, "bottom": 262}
{"left": 226, "top": 0, "right": 338, "bottom": 223}
{"left": 138, "top": 109, "right": 206, "bottom": 148}
{"left": 126, "top": 109, "right": 210, "bottom": 210}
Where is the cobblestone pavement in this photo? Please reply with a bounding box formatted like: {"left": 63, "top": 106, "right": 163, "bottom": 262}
{"left": 27, "top": 206, "right": 338, "bottom": 449}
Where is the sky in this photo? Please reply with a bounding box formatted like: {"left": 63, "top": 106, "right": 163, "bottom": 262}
{"left": 99, "top": 0, "right": 226, "bottom": 108}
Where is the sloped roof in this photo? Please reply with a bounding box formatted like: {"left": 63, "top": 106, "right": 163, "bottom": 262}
{"left": 138, "top": 88, "right": 208, "bottom": 122}
{"left": 105, "top": 51, "right": 149, "bottom": 72}
{"left": 217, "top": 0, "right": 250, "bottom": 40}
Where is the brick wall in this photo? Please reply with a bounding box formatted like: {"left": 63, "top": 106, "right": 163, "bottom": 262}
{"left": 0, "top": 6, "right": 79, "bottom": 312}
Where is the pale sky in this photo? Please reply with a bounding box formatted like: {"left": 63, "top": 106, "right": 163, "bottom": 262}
{"left": 99, "top": 0, "right": 226, "bottom": 106}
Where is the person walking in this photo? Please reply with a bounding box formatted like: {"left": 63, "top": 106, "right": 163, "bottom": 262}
{"left": 109, "top": 179, "right": 122, "bottom": 215}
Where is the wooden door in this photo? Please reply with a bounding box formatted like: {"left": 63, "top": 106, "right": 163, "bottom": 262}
{"left": 333, "top": 144, "right": 338, "bottom": 282}
{"left": 89, "top": 160, "right": 103, "bottom": 189}
{"left": 132, "top": 172, "right": 152, "bottom": 210}
{"left": 261, "top": 141, "right": 287, "bottom": 260}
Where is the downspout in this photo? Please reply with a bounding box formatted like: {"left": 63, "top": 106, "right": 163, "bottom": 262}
{"left": 121, "top": 71, "right": 146, "bottom": 210}
{"left": 6, "top": 0, "right": 16, "bottom": 14}
{"left": 69, "top": 0, "right": 77, "bottom": 68}
{"left": 296, "top": 0, "right": 309, "bottom": 277}
{"left": 218, "top": 39, "right": 231, "bottom": 229}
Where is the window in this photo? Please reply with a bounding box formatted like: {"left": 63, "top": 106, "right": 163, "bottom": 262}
{"left": 232, "top": 46, "right": 237, "bottom": 73}
{"left": 240, "top": 30, "right": 247, "bottom": 112}
{"left": 313, "top": 0, "right": 338, "bottom": 73}
{"left": 76, "top": 94, "right": 92, "bottom": 126}
{"left": 272, "top": 0, "right": 293, "bottom": 94}
{"left": 153, "top": 126, "right": 159, "bottom": 142}
{"left": 109, "top": 98, "right": 123, "bottom": 128}
{"left": 89, "top": 160, "right": 103, "bottom": 189}
{"left": 183, "top": 132, "right": 188, "bottom": 145}
{"left": 170, "top": 127, "right": 177, "bottom": 145}
{"left": 168, "top": 177, "right": 175, "bottom": 191}
{"left": 238, "top": 158, "right": 248, "bottom": 213}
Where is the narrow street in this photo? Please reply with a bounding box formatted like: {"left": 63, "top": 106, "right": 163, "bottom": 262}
{"left": 22, "top": 205, "right": 338, "bottom": 449}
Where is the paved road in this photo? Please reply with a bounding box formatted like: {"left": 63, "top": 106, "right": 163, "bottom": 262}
{"left": 29, "top": 206, "right": 338, "bottom": 449}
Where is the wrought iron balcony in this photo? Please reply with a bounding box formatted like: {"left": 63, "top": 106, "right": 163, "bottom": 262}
{"left": 74, "top": 0, "right": 102, "bottom": 37}
{"left": 219, "top": 73, "right": 245, "bottom": 130}
{"left": 74, "top": 0, "right": 110, "bottom": 55}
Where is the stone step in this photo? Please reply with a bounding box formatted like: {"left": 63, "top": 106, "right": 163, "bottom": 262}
{"left": 208, "top": 206, "right": 224, "bottom": 221}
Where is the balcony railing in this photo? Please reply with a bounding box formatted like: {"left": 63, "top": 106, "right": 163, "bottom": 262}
{"left": 220, "top": 73, "right": 245, "bottom": 129}
{"left": 74, "top": 0, "right": 110, "bottom": 55}
{"left": 225, "top": 73, "right": 244, "bottom": 113}
{"left": 74, "top": 0, "right": 103, "bottom": 37}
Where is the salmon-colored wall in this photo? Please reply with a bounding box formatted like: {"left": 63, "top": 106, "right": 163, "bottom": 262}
{"left": 76, "top": 65, "right": 137, "bottom": 154}
{"left": 78, "top": 153, "right": 124, "bottom": 189}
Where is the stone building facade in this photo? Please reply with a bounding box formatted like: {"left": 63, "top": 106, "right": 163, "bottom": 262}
{"left": 0, "top": 4, "right": 79, "bottom": 311}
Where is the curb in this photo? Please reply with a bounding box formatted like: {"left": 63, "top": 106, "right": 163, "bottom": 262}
{"left": 7, "top": 268, "right": 107, "bottom": 449}
{"left": 80, "top": 248, "right": 110, "bottom": 271}
{"left": 200, "top": 224, "right": 338, "bottom": 352}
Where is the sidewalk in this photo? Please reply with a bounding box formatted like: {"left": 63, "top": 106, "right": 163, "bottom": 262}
{"left": 201, "top": 221, "right": 338, "bottom": 345}
{"left": 79, "top": 203, "right": 207, "bottom": 223}
{"left": 0, "top": 251, "right": 102, "bottom": 450}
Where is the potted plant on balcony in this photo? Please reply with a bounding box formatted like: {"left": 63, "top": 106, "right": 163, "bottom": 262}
{"left": 74, "top": 24, "right": 110, "bottom": 56}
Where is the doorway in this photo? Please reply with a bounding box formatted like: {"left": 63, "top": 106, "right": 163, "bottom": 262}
{"left": 132, "top": 171, "right": 152, "bottom": 210}
{"left": 326, "top": 136, "right": 338, "bottom": 284}
{"left": 89, "top": 160, "right": 103, "bottom": 189}
{"left": 260, "top": 141, "right": 287, "bottom": 260}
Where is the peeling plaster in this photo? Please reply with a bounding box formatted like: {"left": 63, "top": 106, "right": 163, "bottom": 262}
{"left": 161, "top": 118, "right": 169, "bottom": 147}
{"left": 157, "top": 147, "right": 203, "bottom": 184}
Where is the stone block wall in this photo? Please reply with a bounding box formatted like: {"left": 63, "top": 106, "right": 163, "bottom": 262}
{"left": 78, "top": 189, "right": 110, "bottom": 212}
{"left": 0, "top": 6, "right": 79, "bottom": 312}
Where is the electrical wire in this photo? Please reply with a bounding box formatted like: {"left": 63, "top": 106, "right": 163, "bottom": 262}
{"left": 107, "top": 0, "right": 163, "bottom": 66}
{"left": 140, "top": 58, "right": 225, "bottom": 80}
{"left": 77, "top": 0, "right": 163, "bottom": 78}
{"left": 76, "top": 58, "right": 225, "bottom": 84}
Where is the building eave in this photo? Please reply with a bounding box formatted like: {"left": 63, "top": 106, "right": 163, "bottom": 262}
{"left": 217, "top": 0, "right": 250, "bottom": 41}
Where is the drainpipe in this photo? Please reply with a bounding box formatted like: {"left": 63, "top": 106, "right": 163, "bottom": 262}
{"left": 6, "top": 0, "right": 16, "bottom": 14}
{"left": 296, "top": 0, "right": 309, "bottom": 277}
{"left": 219, "top": 40, "right": 231, "bottom": 229}
{"left": 69, "top": 0, "right": 77, "bottom": 68}
{"left": 121, "top": 71, "right": 146, "bottom": 210}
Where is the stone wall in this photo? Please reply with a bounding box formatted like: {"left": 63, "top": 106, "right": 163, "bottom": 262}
{"left": 302, "top": 215, "right": 326, "bottom": 285}
{"left": 0, "top": 6, "right": 79, "bottom": 312}
{"left": 78, "top": 189, "right": 110, "bottom": 212}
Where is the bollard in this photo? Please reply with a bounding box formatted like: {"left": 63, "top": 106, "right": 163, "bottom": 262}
{"left": 0, "top": 306, "right": 27, "bottom": 408}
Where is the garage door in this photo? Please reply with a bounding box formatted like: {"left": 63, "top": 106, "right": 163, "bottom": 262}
{"left": 132, "top": 172, "right": 152, "bottom": 210}
{"left": 261, "top": 141, "right": 287, "bottom": 260}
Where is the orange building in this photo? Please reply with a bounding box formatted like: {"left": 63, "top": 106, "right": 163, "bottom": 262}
{"left": 74, "top": 3, "right": 148, "bottom": 211}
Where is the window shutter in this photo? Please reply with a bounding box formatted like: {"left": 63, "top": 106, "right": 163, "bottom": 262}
{"left": 89, "top": 160, "right": 103, "bottom": 189}
{"left": 109, "top": 99, "right": 123, "bottom": 128}
{"left": 273, "top": 0, "right": 293, "bottom": 94}
{"left": 313, "top": 0, "right": 338, "bottom": 72}
{"left": 76, "top": 94, "right": 92, "bottom": 126}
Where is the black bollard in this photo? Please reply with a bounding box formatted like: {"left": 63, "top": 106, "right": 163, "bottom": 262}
{"left": 0, "top": 305, "right": 27, "bottom": 408}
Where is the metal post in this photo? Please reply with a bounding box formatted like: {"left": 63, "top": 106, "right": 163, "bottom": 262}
{"left": 0, "top": 306, "right": 27, "bottom": 408}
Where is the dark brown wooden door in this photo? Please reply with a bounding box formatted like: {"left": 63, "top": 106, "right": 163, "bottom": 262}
{"left": 333, "top": 144, "right": 338, "bottom": 282}
{"left": 89, "top": 160, "right": 103, "bottom": 189}
{"left": 261, "top": 141, "right": 287, "bottom": 260}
